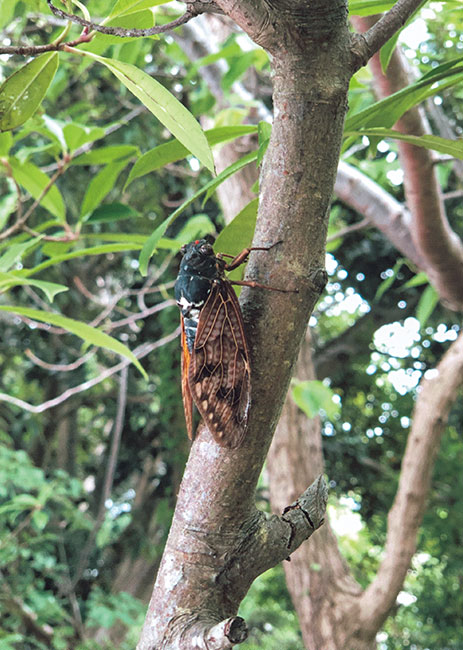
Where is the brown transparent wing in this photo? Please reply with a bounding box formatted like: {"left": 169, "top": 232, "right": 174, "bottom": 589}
{"left": 180, "top": 317, "right": 194, "bottom": 439}
{"left": 189, "top": 281, "right": 251, "bottom": 448}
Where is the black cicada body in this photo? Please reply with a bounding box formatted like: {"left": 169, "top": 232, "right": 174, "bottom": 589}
{"left": 174, "top": 239, "right": 250, "bottom": 448}
{"left": 174, "top": 238, "right": 292, "bottom": 448}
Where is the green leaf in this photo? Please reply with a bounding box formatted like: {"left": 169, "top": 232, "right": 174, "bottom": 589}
{"left": 62, "top": 123, "right": 106, "bottom": 152}
{"left": 137, "top": 150, "right": 257, "bottom": 275}
{"left": 0, "top": 272, "right": 68, "bottom": 301}
{"left": 109, "top": 0, "right": 170, "bottom": 19}
{"left": 379, "top": 0, "right": 427, "bottom": 73}
{"left": 203, "top": 150, "right": 257, "bottom": 204}
{"left": 84, "top": 202, "right": 141, "bottom": 224}
{"left": 20, "top": 243, "right": 143, "bottom": 277}
{"left": 379, "top": 30, "right": 400, "bottom": 74}
{"left": 0, "top": 305, "right": 147, "bottom": 377}
{"left": 80, "top": 160, "right": 129, "bottom": 219}
{"left": 402, "top": 271, "right": 429, "bottom": 289}
{"left": 345, "top": 65, "right": 463, "bottom": 133}
{"left": 8, "top": 157, "right": 65, "bottom": 221}
{"left": 125, "top": 124, "right": 257, "bottom": 188}
{"left": 374, "top": 259, "right": 404, "bottom": 301}
{"left": 291, "top": 380, "right": 341, "bottom": 419}
{"left": 138, "top": 220, "right": 170, "bottom": 277}
{"left": 0, "top": 188, "right": 17, "bottom": 230}
{"left": 73, "top": 145, "right": 138, "bottom": 165}
{"left": 32, "top": 509, "right": 49, "bottom": 530}
{"left": 416, "top": 285, "right": 439, "bottom": 327}
{"left": 83, "top": 52, "right": 214, "bottom": 172}
{"left": 0, "top": 131, "right": 13, "bottom": 155}
{"left": 0, "top": 52, "right": 58, "bottom": 131}
{"left": 349, "top": 0, "right": 395, "bottom": 16}
{"left": 173, "top": 214, "right": 215, "bottom": 243}
{"left": 214, "top": 199, "right": 259, "bottom": 291}
{"left": 84, "top": 9, "right": 157, "bottom": 51}
{"left": 215, "top": 199, "right": 258, "bottom": 259}
{"left": 345, "top": 128, "right": 463, "bottom": 159}
{"left": 0, "top": 236, "right": 42, "bottom": 272}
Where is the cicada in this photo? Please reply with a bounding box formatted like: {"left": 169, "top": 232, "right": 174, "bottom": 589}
{"left": 174, "top": 238, "right": 287, "bottom": 448}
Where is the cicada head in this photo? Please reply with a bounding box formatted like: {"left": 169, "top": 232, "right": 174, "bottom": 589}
{"left": 178, "top": 239, "right": 218, "bottom": 278}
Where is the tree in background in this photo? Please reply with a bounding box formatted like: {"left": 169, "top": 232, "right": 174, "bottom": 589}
{"left": 1, "top": 1, "right": 463, "bottom": 649}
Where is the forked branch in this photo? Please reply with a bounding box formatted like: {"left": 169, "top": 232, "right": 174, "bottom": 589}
{"left": 351, "top": 0, "right": 425, "bottom": 69}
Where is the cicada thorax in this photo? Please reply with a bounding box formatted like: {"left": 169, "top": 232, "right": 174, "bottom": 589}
{"left": 174, "top": 240, "right": 250, "bottom": 448}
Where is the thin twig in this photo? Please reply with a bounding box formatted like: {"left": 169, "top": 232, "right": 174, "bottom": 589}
{"left": 47, "top": 0, "right": 199, "bottom": 38}
{"left": 0, "top": 32, "right": 92, "bottom": 55}
{"left": 25, "top": 348, "right": 95, "bottom": 372}
{"left": 351, "top": 0, "right": 424, "bottom": 70}
{"left": 0, "top": 329, "right": 180, "bottom": 413}
{"left": 106, "top": 299, "right": 176, "bottom": 331}
{"left": 326, "top": 217, "right": 371, "bottom": 242}
{"left": 69, "top": 365, "right": 128, "bottom": 591}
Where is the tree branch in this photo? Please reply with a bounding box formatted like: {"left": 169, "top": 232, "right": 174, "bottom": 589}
{"left": 46, "top": 0, "right": 200, "bottom": 38}
{"left": 334, "top": 162, "right": 427, "bottom": 270}
{"left": 69, "top": 366, "right": 128, "bottom": 592}
{"left": 350, "top": 0, "right": 424, "bottom": 70}
{"left": 358, "top": 330, "right": 463, "bottom": 634}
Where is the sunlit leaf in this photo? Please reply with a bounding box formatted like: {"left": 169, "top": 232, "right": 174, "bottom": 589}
{"left": 83, "top": 52, "right": 214, "bottom": 172}
{"left": 345, "top": 64, "right": 463, "bottom": 133}
{"left": 346, "top": 128, "right": 463, "bottom": 159}
{"left": 109, "top": 0, "right": 170, "bottom": 18}
{"left": 0, "top": 53, "right": 58, "bottom": 131}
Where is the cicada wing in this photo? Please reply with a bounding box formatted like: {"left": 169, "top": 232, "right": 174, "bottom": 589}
{"left": 180, "top": 317, "right": 194, "bottom": 439}
{"left": 189, "top": 282, "right": 251, "bottom": 448}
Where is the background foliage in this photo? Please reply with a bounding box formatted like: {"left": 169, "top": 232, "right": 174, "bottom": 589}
{"left": 1, "top": 1, "right": 462, "bottom": 648}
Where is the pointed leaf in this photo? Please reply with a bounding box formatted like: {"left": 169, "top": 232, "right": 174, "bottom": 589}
{"left": 0, "top": 52, "right": 58, "bottom": 131}
{"left": 345, "top": 128, "right": 463, "bottom": 159}
{"left": 80, "top": 160, "right": 129, "bottom": 219}
{"left": 84, "top": 52, "right": 214, "bottom": 172}
{"left": 0, "top": 272, "right": 68, "bottom": 301}
{"left": 0, "top": 236, "right": 43, "bottom": 272}
{"left": 8, "top": 158, "right": 65, "bottom": 221}
{"left": 416, "top": 285, "right": 439, "bottom": 327}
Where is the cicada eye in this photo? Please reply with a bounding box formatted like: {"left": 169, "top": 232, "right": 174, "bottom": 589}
{"left": 200, "top": 243, "right": 212, "bottom": 255}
